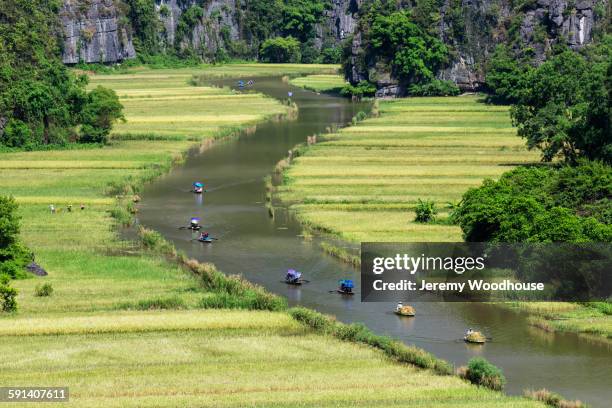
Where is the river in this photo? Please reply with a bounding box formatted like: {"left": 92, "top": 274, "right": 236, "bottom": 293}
{"left": 136, "top": 76, "right": 611, "bottom": 407}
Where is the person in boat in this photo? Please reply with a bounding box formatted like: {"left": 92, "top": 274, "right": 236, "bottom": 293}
{"left": 465, "top": 328, "right": 474, "bottom": 337}
{"left": 285, "top": 269, "right": 301, "bottom": 284}
{"left": 190, "top": 218, "right": 201, "bottom": 230}
{"left": 339, "top": 279, "right": 354, "bottom": 293}
{"left": 396, "top": 301, "right": 403, "bottom": 312}
{"left": 193, "top": 182, "right": 204, "bottom": 193}
{"left": 199, "top": 231, "right": 210, "bottom": 241}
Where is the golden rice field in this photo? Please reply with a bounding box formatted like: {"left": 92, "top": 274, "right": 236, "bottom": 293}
{"left": 277, "top": 95, "right": 540, "bottom": 242}
{"left": 0, "top": 310, "right": 544, "bottom": 408}
{"left": 0, "top": 65, "right": 544, "bottom": 406}
{"left": 289, "top": 73, "right": 347, "bottom": 93}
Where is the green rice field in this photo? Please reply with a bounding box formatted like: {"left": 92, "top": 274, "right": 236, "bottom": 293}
{"left": 277, "top": 96, "right": 540, "bottom": 242}
{"left": 0, "top": 66, "right": 544, "bottom": 406}
{"left": 289, "top": 74, "right": 347, "bottom": 93}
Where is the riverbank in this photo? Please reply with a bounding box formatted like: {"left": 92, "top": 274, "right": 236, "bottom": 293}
{"left": 0, "top": 66, "right": 544, "bottom": 406}
{"left": 275, "top": 94, "right": 611, "bottom": 344}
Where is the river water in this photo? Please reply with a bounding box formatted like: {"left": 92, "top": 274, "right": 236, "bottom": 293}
{"left": 137, "top": 76, "right": 611, "bottom": 406}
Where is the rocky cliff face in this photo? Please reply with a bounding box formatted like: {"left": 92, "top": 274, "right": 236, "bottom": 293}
{"left": 61, "top": 0, "right": 136, "bottom": 64}
{"left": 61, "top": 0, "right": 358, "bottom": 63}
{"left": 347, "top": 0, "right": 608, "bottom": 95}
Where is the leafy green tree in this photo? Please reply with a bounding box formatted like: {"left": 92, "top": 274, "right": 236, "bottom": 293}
{"left": 80, "top": 87, "right": 125, "bottom": 144}
{"left": 485, "top": 45, "right": 532, "bottom": 103}
{"left": 0, "top": 275, "right": 17, "bottom": 313}
{"left": 0, "top": 196, "right": 31, "bottom": 280}
{"left": 510, "top": 42, "right": 611, "bottom": 163}
{"left": 454, "top": 164, "right": 612, "bottom": 242}
{"left": 369, "top": 11, "right": 448, "bottom": 85}
{"left": 408, "top": 79, "right": 460, "bottom": 96}
{"left": 280, "top": 0, "right": 330, "bottom": 42}
{"left": 259, "top": 36, "right": 301, "bottom": 63}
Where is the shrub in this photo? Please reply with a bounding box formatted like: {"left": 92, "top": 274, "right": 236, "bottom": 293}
{"left": 408, "top": 80, "right": 460, "bottom": 96}
{"left": 136, "top": 296, "right": 185, "bottom": 310}
{"left": 259, "top": 36, "right": 301, "bottom": 63}
{"left": 414, "top": 199, "right": 437, "bottom": 223}
{"left": 34, "top": 282, "right": 53, "bottom": 297}
{"left": 464, "top": 357, "right": 506, "bottom": 390}
{"left": 341, "top": 80, "right": 376, "bottom": 98}
{"left": 0, "top": 276, "right": 17, "bottom": 312}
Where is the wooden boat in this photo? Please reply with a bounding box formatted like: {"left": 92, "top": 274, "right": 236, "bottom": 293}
{"left": 285, "top": 279, "right": 303, "bottom": 286}
{"left": 394, "top": 306, "right": 416, "bottom": 317}
{"left": 464, "top": 331, "right": 487, "bottom": 344}
{"left": 337, "top": 289, "right": 354, "bottom": 295}
{"left": 198, "top": 237, "right": 214, "bottom": 243}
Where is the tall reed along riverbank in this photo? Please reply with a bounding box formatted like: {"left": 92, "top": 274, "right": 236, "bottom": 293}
{"left": 0, "top": 65, "right": 545, "bottom": 407}
{"left": 134, "top": 75, "right": 611, "bottom": 407}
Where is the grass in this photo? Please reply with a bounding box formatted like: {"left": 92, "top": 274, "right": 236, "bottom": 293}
{"left": 0, "top": 310, "right": 544, "bottom": 408}
{"left": 504, "top": 302, "right": 612, "bottom": 341}
{"left": 0, "top": 65, "right": 544, "bottom": 406}
{"left": 277, "top": 96, "right": 539, "bottom": 242}
{"left": 289, "top": 74, "right": 347, "bottom": 93}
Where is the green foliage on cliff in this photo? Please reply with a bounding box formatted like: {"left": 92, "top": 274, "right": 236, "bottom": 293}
{"left": 342, "top": 3, "right": 450, "bottom": 94}
{"left": 124, "top": 0, "right": 161, "bottom": 54}
{"left": 455, "top": 162, "right": 612, "bottom": 242}
{"left": 0, "top": 0, "right": 125, "bottom": 148}
{"left": 260, "top": 37, "right": 301, "bottom": 63}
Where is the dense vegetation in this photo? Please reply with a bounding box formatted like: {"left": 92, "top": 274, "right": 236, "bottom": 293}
{"left": 341, "top": 5, "right": 453, "bottom": 96}
{"left": 457, "top": 37, "right": 611, "bottom": 243}
{"left": 455, "top": 162, "right": 612, "bottom": 242}
{"left": 0, "top": 0, "right": 124, "bottom": 149}
{"left": 0, "top": 196, "right": 31, "bottom": 312}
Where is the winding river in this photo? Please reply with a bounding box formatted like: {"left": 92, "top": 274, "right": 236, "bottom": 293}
{"left": 137, "top": 76, "right": 611, "bottom": 407}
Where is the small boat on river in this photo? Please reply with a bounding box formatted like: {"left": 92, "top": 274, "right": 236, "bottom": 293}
{"left": 464, "top": 330, "right": 487, "bottom": 344}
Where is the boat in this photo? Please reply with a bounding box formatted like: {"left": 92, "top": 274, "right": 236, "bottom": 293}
{"left": 337, "top": 279, "right": 355, "bottom": 295}
{"left": 464, "top": 331, "right": 487, "bottom": 344}
{"left": 192, "top": 182, "right": 204, "bottom": 194}
{"left": 394, "top": 305, "right": 415, "bottom": 317}
{"left": 337, "top": 289, "right": 354, "bottom": 295}
{"left": 285, "top": 279, "right": 303, "bottom": 286}
{"left": 284, "top": 269, "right": 304, "bottom": 285}
{"left": 198, "top": 237, "right": 214, "bottom": 243}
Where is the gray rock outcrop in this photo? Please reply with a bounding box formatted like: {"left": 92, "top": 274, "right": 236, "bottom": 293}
{"left": 61, "top": 0, "right": 136, "bottom": 64}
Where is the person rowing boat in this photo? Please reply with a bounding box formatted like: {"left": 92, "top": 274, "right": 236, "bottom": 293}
{"left": 285, "top": 269, "right": 302, "bottom": 285}
{"left": 192, "top": 182, "right": 204, "bottom": 194}
{"left": 197, "top": 231, "right": 214, "bottom": 243}
{"left": 337, "top": 279, "right": 354, "bottom": 295}
{"left": 189, "top": 218, "right": 201, "bottom": 230}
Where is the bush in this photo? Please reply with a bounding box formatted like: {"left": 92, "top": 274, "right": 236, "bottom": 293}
{"left": 34, "top": 282, "right": 53, "bottom": 297}
{"left": 454, "top": 163, "right": 612, "bottom": 242}
{"left": 259, "top": 36, "right": 301, "bottom": 63}
{"left": 320, "top": 46, "right": 341, "bottom": 63}
{"left": 136, "top": 296, "right": 185, "bottom": 310}
{"left": 340, "top": 81, "right": 376, "bottom": 98}
{"left": 408, "top": 80, "right": 460, "bottom": 96}
{"left": 464, "top": 357, "right": 506, "bottom": 390}
{"left": 1, "top": 119, "right": 34, "bottom": 148}
{"left": 524, "top": 388, "right": 585, "bottom": 408}
{"left": 0, "top": 196, "right": 31, "bottom": 280}
{"left": 0, "top": 276, "right": 17, "bottom": 312}
{"left": 415, "top": 199, "right": 437, "bottom": 223}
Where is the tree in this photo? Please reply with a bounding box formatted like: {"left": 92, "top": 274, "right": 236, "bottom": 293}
{"left": 79, "top": 86, "right": 125, "bottom": 144}
{"left": 510, "top": 43, "right": 611, "bottom": 164}
{"left": 369, "top": 11, "right": 448, "bottom": 85}
{"left": 485, "top": 45, "right": 532, "bottom": 104}
{"left": 259, "top": 37, "right": 301, "bottom": 63}
{"left": 453, "top": 164, "right": 612, "bottom": 243}
{"left": 0, "top": 195, "right": 31, "bottom": 280}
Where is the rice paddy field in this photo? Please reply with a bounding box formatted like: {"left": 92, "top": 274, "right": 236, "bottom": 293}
{"left": 277, "top": 95, "right": 540, "bottom": 242}
{"left": 0, "top": 65, "right": 543, "bottom": 406}
{"left": 289, "top": 74, "right": 347, "bottom": 93}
